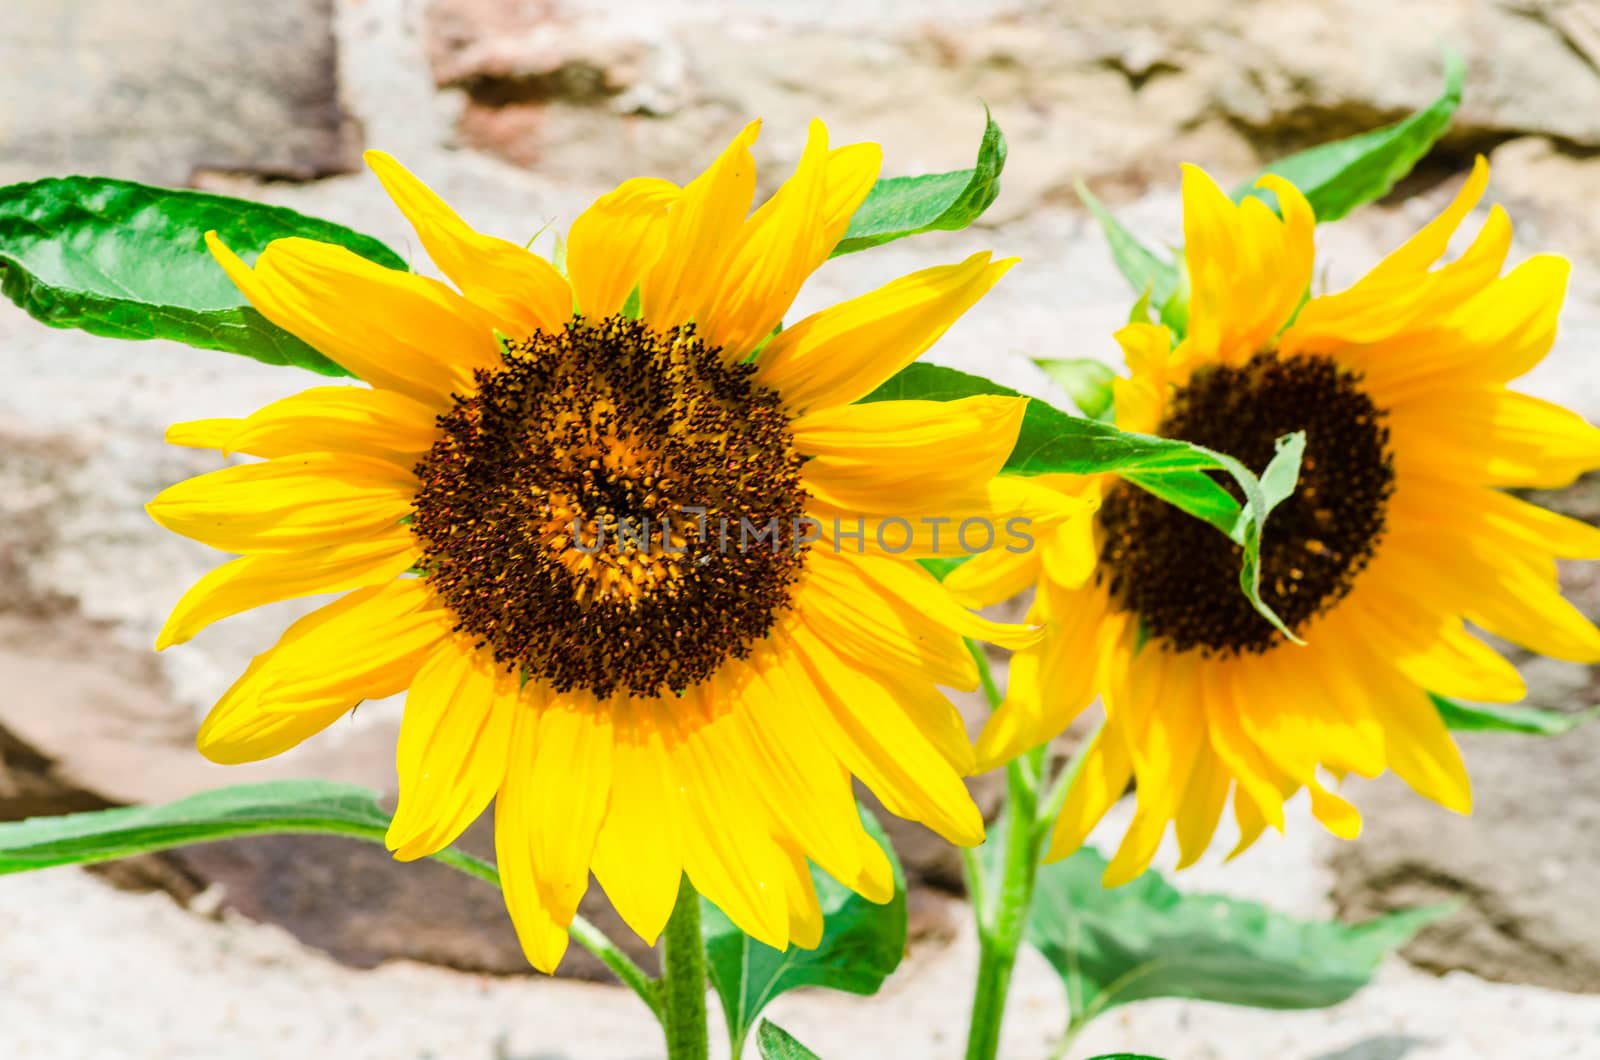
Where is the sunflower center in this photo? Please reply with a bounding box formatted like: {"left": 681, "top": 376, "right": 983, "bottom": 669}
{"left": 1097, "top": 351, "right": 1395, "bottom": 654}
{"left": 410, "top": 315, "right": 809, "bottom": 698}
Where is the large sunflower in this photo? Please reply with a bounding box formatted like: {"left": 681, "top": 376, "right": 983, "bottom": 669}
{"left": 951, "top": 158, "right": 1600, "bottom": 885}
{"left": 148, "top": 119, "right": 1037, "bottom": 969}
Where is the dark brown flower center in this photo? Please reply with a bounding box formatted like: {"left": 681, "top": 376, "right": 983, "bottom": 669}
{"left": 1097, "top": 351, "right": 1395, "bottom": 655}
{"left": 410, "top": 315, "right": 808, "bottom": 697}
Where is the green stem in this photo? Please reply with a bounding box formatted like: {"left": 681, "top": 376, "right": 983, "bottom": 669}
{"left": 659, "top": 874, "right": 710, "bottom": 1060}
{"left": 965, "top": 749, "right": 1043, "bottom": 1060}
{"left": 961, "top": 640, "right": 1052, "bottom": 1060}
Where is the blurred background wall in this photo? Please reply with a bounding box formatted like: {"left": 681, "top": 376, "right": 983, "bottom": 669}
{"left": 2, "top": 2, "right": 1598, "bottom": 1058}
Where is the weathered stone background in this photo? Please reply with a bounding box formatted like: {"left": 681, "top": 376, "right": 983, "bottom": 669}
{"left": 2, "top": 1, "right": 1599, "bottom": 1057}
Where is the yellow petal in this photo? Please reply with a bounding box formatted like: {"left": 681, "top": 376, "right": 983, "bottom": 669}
{"left": 976, "top": 583, "right": 1115, "bottom": 771}
{"left": 794, "top": 551, "right": 976, "bottom": 698}
{"left": 807, "top": 474, "right": 1058, "bottom": 561}
{"left": 196, "top": 580, "right": 450, "bottom": 764}
{"left": 525, "top": 690, "right": 615, "bottom": 923}
{"left": 157, "top": 531, "right": 418, "bottom": 649}
{"left": 1308, "top": 776, "right": 1363, "bottom": 840}
{"left": 777, "top": 842, "right": 826, "bottom": 950}
{"left": 210, "top": 385, "right": 439, "bottom": 463}
{"left": 698, "top": 120, "right": 881, "bottom": 360}
{"left": 495, "top": 699, "right": 572, "bottom": 973}
{"left": 1180, "top": 164, "right": 1313, "bottom": 365}
{"left": 1368, "top": 156, "right": 1491, "bottom": 280}
{"left": 591, "top": 705, "right": 685, "bottom": 946}
{"left": 147, "top": 453, "right": 415, "bottom": 554}
{"left": 641, "top": 120, "right": 761, "bottom": 330}
{"left": 787, "top": 623, "right": 983, "bottom": 846}
{"left": 728, "top": 660, "right": 866, "bottom": 883}
{"left": 794, "top": 395, "right": 1027, "bottom": 504}
{"left": 387, "top": 640, "right": 519, "bottom": 860}
{"left": 566, "top": 177, "right": 680, "bottom": 318}
{"left": 755, "top": 251, "right": 1016, "bottom": 413}
{"left": 1045, "top": 721, "right": 1134, "bottom": 862}
{"left": 1173, "top": 750, "right": 1230, "bottom": 869}
{"left": 365, "top": 150, "right": 572, "bottom": 335}
{"left": 674, "top": 688, "right": 793, "bottom": 948}
{"left": 206, "top": 233, "right": 501, "bottom": 407}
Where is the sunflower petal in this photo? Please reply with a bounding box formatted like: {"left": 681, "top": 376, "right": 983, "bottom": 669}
{"left": 157, "top": 532, "right": 418, "bottom": 649}
{"left": 195, "top": 580, "right": 450, "bottom": 764}
{"left": 567, "top": 177, "right": 680, "bottom": 318}
{"left": 641, "top": 120, "right": 761, "bottom": 330}
{"left": 365, "top": 151, "right": 571, "bottom": 334}
{"left": 147, "top": 453, "right": 415, "bottom": 554}
{"left": 206, "top": 234, "right": 501, "bottom": 407}
{"left": 387, "top": 640, "right": 519, "bottom": 860}
{"left": 755, "top": 252, "right": 1016, "bottom": 413}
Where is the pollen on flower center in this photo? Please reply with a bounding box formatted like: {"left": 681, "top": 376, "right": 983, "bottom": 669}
{"left": 1097, "top": 351, "right": 1395, "bottom": 655}
{"left": 410, "top": 314, "right": 810, "bottom": 697}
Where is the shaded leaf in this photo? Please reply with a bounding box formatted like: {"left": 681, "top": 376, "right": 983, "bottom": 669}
{"left": 1239, "top": 51, "right": 1464, "bottom": 223}
{"left": 756, "top": 1021, "right": 825, "bottom": 1060}
{"left": 703, "top": 808, "right": 906, "bottom": 1057}
{"left": 832, "top": 112, "right": 1006, "bottom": 256}
{"left": 1028, "top": 845, "right": 1450, "bottom": 1033}
{"left": 0, "top": 177, "right": 406, "bottom": 374}
{"left": 1432, "top": 693, "right": 1600, "bottom": 736}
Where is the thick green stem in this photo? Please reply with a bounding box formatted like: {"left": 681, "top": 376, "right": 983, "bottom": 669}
{"left": 659, "top": 875, "right": 710, "bottom": 1060}
{"left": 965, "top": 749, "right": 1043, "bottom": 1060}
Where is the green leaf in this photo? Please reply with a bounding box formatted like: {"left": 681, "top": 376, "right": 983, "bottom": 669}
{"left": 756, "top": 1021, "right": 825, "bottom": 1060}
{"left": 0, "top": 780, "right": 504, "bottom": 897}
{"left": 831, "top": 111, "right": 1006, "bottom": 257}
{"left": 1432, "top": 693, "right": 1600, "bottom": 736}
{"left": 1027, "top": 845, "right": 1450, "bottom": 1034}
{"left": 863, "top": 363, "right": 1304, "bottom": 631}
{"left": 703, "top": 807, "right": 907, "bottom": 1057}
{"left": 1238, "top": 51, "right": 1464, "bottom": 223}
{"left": 0, "top": 176, "right": 408, "bottom": 374}
{"left": 1076, "top": 181, "right": 1189, "bottom": 336}
{"left": 1036, "top": 357, "right": 1117, "bottom": 420}
{"left": 1076, "top": 181, "right": 1179, "bottom": 311}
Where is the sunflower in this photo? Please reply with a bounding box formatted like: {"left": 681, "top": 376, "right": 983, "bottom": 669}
{"left": 147, "top": 119, "right": 1038, "bottom": 970}
{"left": 950, "top": 158, "right": 1600, "bottom": 885}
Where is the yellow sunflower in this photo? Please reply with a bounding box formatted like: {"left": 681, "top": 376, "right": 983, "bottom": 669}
{"left": 951, "top": 157, "right": 1600, "bottom": 885}
{"left": 148, "top": 119, "right": 1038, "bottom": 970}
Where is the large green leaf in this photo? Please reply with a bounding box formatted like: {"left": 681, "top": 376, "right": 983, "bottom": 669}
{"left": 864, "top": 363, "right": 1304, "bottom": 632}
{"left": 1028, "top": 845, "right": 1449, "bottom": 1034}
{"left": 1432, "top": 693, "right": 1600, "bottom": 736}
{"left": 756, "top": 1021, "right": 825, "bottom": 1060}
{"left": 702, "top": 808, "right": 906, "bottom": 1058}
{"left": 831, "top": 112, "right": 1006, "bottom": 257}
{"left": 0, "top": 177, "right": 407, "bottom": 374}
{"left": 0, "top": 779, "right": 406, "bottom": 872}
{"left": 1238, "top": 51, "right": 1464, "bottom": 223}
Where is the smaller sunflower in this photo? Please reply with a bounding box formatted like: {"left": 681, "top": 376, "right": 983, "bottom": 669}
{"left": 149, "top": 119, "right": 1040, "bottom": 969}
{"left": 950, "top": 158, "right": 1600, "bottom": 884}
